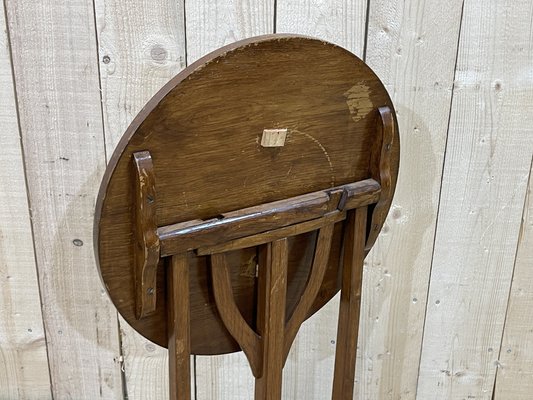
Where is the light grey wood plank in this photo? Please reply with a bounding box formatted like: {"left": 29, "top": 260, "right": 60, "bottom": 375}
{"left": 417, "top": 0, "right": 533, "bottom": 397}
{"left": 185, "top": 0, "right": 274, "bottom": 64}
{"left": 0, "top": 1, "right": 52, "bottom": 397}
{"left": 494, "top": 160, "right": 533, "bottom": 399}
{"left": 358, "top": 0, "right": 464, "bottom": 398}
{"left": 4, "top": 0, "right": 123, "bottom": 397}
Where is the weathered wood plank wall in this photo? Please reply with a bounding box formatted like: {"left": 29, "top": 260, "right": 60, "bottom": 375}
{"left": 4, "top": 0, "right": 123, "bottom": 398}
{"left": 0, "top": 0, "right": 51, "bottom": 397}
{"left": 417, "top": 0, "right": 533, "bottom": 397}
{"left": 1, "top": 0, "right": 532, "bottom": 399}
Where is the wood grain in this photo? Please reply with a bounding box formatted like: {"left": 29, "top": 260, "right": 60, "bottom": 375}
{"left": 357, "top": 0, "right": 465, "bottom": 398}
{"left": 5, "top": 0, "right": 123, "bottom": 397}
{"left": 417, "top": 0, "right": 533, "bottom": 397}
{"left": 168, "top": 254, "right": 192, "bottom": 400}
{"left": 255, "top": 239, "right": 289, "bottom": 400}
{"left": 119, "top": 325, "right": 169, "bottom": 400}
{"left": 185, "top": 0, "right": 274, "bottom": 64}
{"left": 93, "top": 0, "right": 187, "bottom": 396}
{"left": 494, "top": 160, "right": 533, "bottom": 399}
{"left": 94, "top": 0, "right": 186, "bottom": 154}
{"left": 133, "top": 151, "right": 160, "bottom": 319}
{"left": 160, "top": 190, "right": 330, "bottom": 256}
{"left": 365, "top": 106, "right": 394, "bottom": 251}
{"left": 283, "top": 224, "right": 334, "bottom": 362}
{"left": 331, "top": 207, "right": 367, "bottom": 399}
{"left": 276, "top": 0, "right": 367, "bottom": 56}
{"left": 160, "top": 179, "right": 380, "bottom": 256}
{"left": 197, "top": 211, "right": 346, "bottom": 256}
{"left": 211, "top": 253, "right": 262, "bottom": 378}
{"left": 0, "top": 2, "right": 51, "bottom": 397}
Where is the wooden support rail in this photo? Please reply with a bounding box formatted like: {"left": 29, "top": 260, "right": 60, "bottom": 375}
{"left": 158, "top": 178, "right": 381, "bottom": 256}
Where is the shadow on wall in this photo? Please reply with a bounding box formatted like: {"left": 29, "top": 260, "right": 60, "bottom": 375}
{"left": 357, "top": 104, "right": 439, "bottom": 398}
{"left": 47, "top": 165, "right": 123, "bottom": 392}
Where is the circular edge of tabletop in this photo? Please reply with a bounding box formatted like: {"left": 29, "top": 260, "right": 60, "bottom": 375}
{"left": 93, "top": 33, "right": 400, "bottom": 348}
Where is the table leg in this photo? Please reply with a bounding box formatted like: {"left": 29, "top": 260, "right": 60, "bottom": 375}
{"left": 255, "top": 238, "right": 289, "bottom": 400}
{"left": 168, "top": 253, "right": 191, "bottom": 400}
{"left": 332, "top": 207, "right": 367, "bottom": 400}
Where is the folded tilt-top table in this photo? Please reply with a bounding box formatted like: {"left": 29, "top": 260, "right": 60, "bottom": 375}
{"left": 95, "top": 34, "right": 399, "bottom": 400}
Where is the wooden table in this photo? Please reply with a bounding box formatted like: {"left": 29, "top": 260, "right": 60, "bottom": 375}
{"left": 95, "top": 34, "right": 399, "bottom": 400}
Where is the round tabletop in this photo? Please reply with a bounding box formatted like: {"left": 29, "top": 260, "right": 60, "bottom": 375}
{"left": 95, "top": 34, "right": 399, "bottom": 354}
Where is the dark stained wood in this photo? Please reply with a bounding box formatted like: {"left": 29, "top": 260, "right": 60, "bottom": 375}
{"left": 132, "top": 151, "right": 160, "bottom": 319}
{"left": 331, "top": 207, "right": 367, "bottom": 399}
{"left": 196, "top": 211, "right": 345, "bottom": 256}
{"left": 160, "top": 178, "right": 380, "bottom": 257}
{"left": 210, "top": 252, "right": 262, "bottom": 377}
{"left": 283, "top": 224, "right": 334, "bottom": 363}
{"left": 160, "top": 190, "right": 329, "bottom": 256}
{"left": 255, "top": 239, "right": 289, "bottom": 400}
{"left": 168, "top": 254, "right": 191, "bottom": 400}
{"left": 365, "top": 105, "right": 395, "bottom": 251}
{"left": 94, "top": 34, "right": 400, "bottom": 353}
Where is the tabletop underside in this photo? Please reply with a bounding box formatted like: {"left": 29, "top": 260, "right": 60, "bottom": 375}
{"left": 94, "top": 34, "right": 399, "bottom": 353}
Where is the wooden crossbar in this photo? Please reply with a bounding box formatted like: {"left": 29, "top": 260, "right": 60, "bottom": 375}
{"left": 158, "top": 178, "right": 381, "bottom": 256}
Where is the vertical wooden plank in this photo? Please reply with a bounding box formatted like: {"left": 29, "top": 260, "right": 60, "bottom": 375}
{"left": 276, "top": 0, "right": 367, "bottom": 56}
{"left": 494, "top": 161, "right": 533, "bottom": 399}
{"left": 195, "top": 353, "right": 254, "bottom": 399}
{"left": 282, "top": 296, "right": 341, "bottom": 399}
{"left": 185, "top": 0, "right": 274, "bottom": 64}
{"left": 189, "top": 2, "right": 275, "bottom": 398}
{"left": 94, "top": 0, "right": 186, "bottom": 154}
{"left": 93, "top": 0, "right": 186, "bottom": 398}
{"left": 119, "top": 327, "right": 169, "bottom": 400}
{"left": 358, "top": 1, "right": 464, "bottom": 398}
{"left": 4, "top": 0, "right": 123, "bottom": 397}
{"left": 0, "top": 1, "right": 52, "bottom": 398}
{"left": 275, "top": 2, "right": 368, "bottom": 398}
{"left": 417, "top": 0, "right": 533, "bottom": 397}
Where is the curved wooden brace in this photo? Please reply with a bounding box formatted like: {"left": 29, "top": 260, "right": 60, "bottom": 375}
{"left": 211, "top": 253, "right": 262, "bottom": 378}
{"left": 282, "top": 223, "right": 334, "bottom": 363}
{"left": 365, "top": 106, "right": 394, "bottom": 251}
